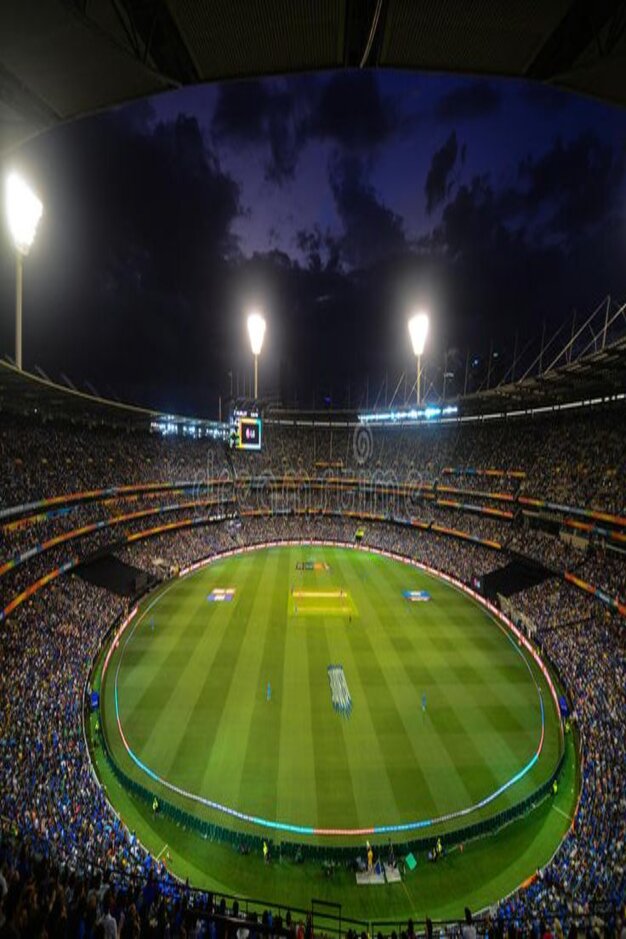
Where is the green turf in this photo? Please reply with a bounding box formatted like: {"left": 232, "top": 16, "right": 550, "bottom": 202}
{"left": 101, "top": 545, "right": 562, "bottom": 845}
{"left": 90, "top": 720, "right": 578, "bottom": 922}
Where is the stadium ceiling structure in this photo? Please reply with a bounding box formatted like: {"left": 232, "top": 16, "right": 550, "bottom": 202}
{"left": 0, "top": 359, "right": 205, "bottom": 427}
{"left": 1, "top": 0, "right": 626, "bottom": 154}
{"left": 461, "top": 333, "right": 626, "bottom": 416}
{"left": 1, "top": 330, "right": 625, "bottom": 428}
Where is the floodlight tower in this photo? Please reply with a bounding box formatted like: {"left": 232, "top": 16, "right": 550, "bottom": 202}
{"left": 247, "top": 310, "right": 266, "bottom": 399}
{"left": 5, "top": 173, "right": 43, "bottom": 371}
{"left": 408, "top": 311, "right": 429, "bottom": 406}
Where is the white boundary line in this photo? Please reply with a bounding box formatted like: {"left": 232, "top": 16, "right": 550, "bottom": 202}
{"left": 93, "top": 535, "right": 579, "bottom": 914}
{"left": 107, "top": 541, "right": 563, "bottom": 839}
{"left": 552, "top": 804, "right": 573, "bottom": 821}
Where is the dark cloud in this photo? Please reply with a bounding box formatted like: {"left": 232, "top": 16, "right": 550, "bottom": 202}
{"left": 520, "top": 82, "right": 570, "bottom": 112}
{"left": 212, "top": 73, "right": 404, "bottom": 184}
{"left": 295, "top": 226, "right": 341, "bottom": 272}
{"left": 433, "top": 175, "right": 511, "bottom": 258}
{"left": 212, "top": 80, "right": 302, "bottom": 183}
{"left": 425, "top": 131, "right": 459, "bottom": 214}
{"left": 435, "top": 81, "right": 500, "bottom": 122}
{"left": 425, "top": 173, "right": 563, "bottom": 349}
{"left": 432, "top": 131, "right": 626, "bottom": 260}
{"left": 329, "top": 155, "right": 407, "bottom": 269}
{"left": 212, "top": 81, "right": 269, "bottom": 141}
{"left": 519, "top": 132, "right": 626, "bottom": 237}
{"left": 307, "top": 72, "right": 400, "bottom": 149}
{"left": 425, "top": 130, "right": 626, "bottom": 348}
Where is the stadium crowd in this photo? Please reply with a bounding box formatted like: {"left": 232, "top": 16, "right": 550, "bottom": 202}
{"left": 0, "top": 512, "right": 624, "bottom": 934}
{"left": 506, "top": 579, "right": 597, "bottom": 632}
{"left": 1, "top": 405, "right": 624, "bottom": 513}
{"left": 505, "top": 530, "right": 580, "bottom": 574}
{"left": 1, "top": 407, "right": 624, "bottom": 617}
{"left": 0, "top": 404, "right": 624, "bottom": 937}
{"left": 501, "top": 606, "right": 625, "bottom": 926}
{"left": 112, "top": 515, "right": 505, "bottom": 587}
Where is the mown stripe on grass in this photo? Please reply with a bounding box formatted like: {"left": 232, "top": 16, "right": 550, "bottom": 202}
{"left": 196, "top": 552, "right": 282, "bottom": 809}
{"left": 305, "top": 604, "right": 361, "bottom": 830}
{"left": 382, "top": 554, "right": 544, "bottom": 803}
{"left": 333, "top": 550, "right": 441, "bottom": 822}
{"left": 327, "top": 614, "right": 403, "bottom": 828}
{"left": 119, "top": 579, "right": 220, "bottom": 750}
{"left": 304, "top": 552, "right": 366, "bottom": 829}
{"left": 373, "top": 555, "right": 505, "bottom": 805}
{"left": 356, "top": 588, "right": 478, "bottom": 814}
{"left": 186, "top": 554, "right": 279, "bottom": 808}
{"left": 355, "top": 553, "right": 470, "bottom": 805}
{"left": 153, "top": 554, "right": 263, "bottom": 796}
{"left": 234, "top": 548, "right": 291, "bottom": 820}
{"left": 441, "top": 623, "right": 541, "bottom": 799}
{"left": 276, "top": 558, "right": 319, "bottom": 827}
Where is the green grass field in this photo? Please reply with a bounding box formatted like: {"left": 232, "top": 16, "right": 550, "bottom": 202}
{"left": 96, "top": 543, "right": 575, "bottom": 918}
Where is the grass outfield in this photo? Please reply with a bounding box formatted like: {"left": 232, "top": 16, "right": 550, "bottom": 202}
{"left": 100, "top": 545, "right": 563, "bottom": 847}
{"left": 90, "top": 725, "right": 578, "bottom": 921}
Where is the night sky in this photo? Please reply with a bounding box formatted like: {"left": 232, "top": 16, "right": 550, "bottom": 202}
{"left": 1, "top": 70, "right": 625, "bottom": 416}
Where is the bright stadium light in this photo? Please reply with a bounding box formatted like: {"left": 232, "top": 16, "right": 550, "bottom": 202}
{"left": 5, "top": 172, "right": 43, "bottom": 371}
{"left": 6, "top": 173, "right": 43, "bottom": 255}
{"left": 408, "top": 311, "right": 429, "bottom": 406}
{"left": 247, "top": 310, "right": 266, "bottom": 398}
{"left": 408, "top": 311, "right": 429, "bottom": 357}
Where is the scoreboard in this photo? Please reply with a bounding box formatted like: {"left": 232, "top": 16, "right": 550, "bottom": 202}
{"left": 230, "top": 408, "right": 262, "bottom": 451}
{"left": 238, "top": 416, "right": 262, "bottom": 450}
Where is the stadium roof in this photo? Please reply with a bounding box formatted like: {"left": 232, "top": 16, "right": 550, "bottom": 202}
{"left": 266, "top": 331, "right": 626, "bottom": 424}
{"left": 0, "top": 359, "right": 218, "bottom": 428}
{"left": 2, "top": 0, "right": 626, "bottom": 154}
{"left": 459, "top": 333, "right": 626, "bottom": 416}
{"left": 1, "top": 330, "right": 625, "bottom": 430}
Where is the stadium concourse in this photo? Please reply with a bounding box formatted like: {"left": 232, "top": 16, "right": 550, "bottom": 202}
{"left": 0, "top": 403, "right": 624, "bottom": 938}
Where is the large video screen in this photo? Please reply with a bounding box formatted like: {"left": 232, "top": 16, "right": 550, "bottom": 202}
{"left": 237, "top": 416, "right": 262, "bottom": 451}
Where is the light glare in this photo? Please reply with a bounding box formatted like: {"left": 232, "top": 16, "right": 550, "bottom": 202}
{"left": 408, "top": 311, "right": 429, "bottom": 356}
{"left": 5, "top": 172, "right": 43, "bottom": 255}
{"left": 247, "top": 311, "right": 266, "bottom": 356}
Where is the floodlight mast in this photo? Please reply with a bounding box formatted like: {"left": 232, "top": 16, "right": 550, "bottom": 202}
{"left": 5, "top": 173, "right": 43, "bottom": 371}
{"left": 247, "top": 311, "right": 266, "bottom": 398}
{"left": 408, "top": 311, "right": 429, "bottom": 406}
